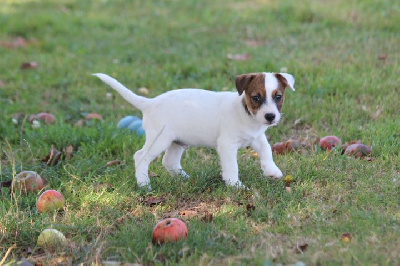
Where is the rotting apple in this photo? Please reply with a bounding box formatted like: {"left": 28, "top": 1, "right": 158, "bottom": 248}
{"left": 152, "top": 218, "right": 188, "bottom": 245}
{"left": 37, "top": 190, "right": 65, "bottom": 213}
{"left": 12, "top": 171, "right": 44, "bottom": 193}
{"left": 319, "top": 135, "right": 341, "bottom": 151}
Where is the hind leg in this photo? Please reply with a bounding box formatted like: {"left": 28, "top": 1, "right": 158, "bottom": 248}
{"left": 162, "top": 142, "right": 190, "bottom": 178}
{"left": 134, "top": 133, "right": 172, "bottom": 189}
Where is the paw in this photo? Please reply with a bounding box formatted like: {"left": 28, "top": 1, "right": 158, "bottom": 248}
{"left": 137, "top": 179, "right": 152, "bottom": 191}
{"left": 263, "top": 163, "right": 283, "bottom": 179}
{"left": 226, "top": 180, "right": 247, "bottom": 189}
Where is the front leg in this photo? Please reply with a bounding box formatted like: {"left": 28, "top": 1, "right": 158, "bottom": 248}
{"left": 251, "top": 134, "right": 283, "bottom": 179}
{"left": 217, "top": 138, "right": 244, "bottom": 188}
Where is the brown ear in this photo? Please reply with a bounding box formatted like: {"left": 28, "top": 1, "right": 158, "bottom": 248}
{"left": 235, "top": 74, "right": 256, "bottom": 95}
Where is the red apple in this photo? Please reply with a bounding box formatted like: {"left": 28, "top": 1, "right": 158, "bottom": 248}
{"left": 284, "top": 139, "right": 301, "bottom": 152}
{"left": 344, "top": 144, "right": 372, "bottom": 158}
{"left": 152, "top": 218, "right": 188, "bottom": 245}
{"left": 29, "top": 112, "right": 56, "bottom": 124}
{"left": 37, "top": 190, "right": 65, "bottom": 213}
{"left": 272, "top": 142, "right": 287, "bottom": 155}
{"left": 12, "top": 171, "right": 44, "bottom": 193}
{"left": 320, "top": 135, "right": 341, "bottom": 151}
{"left": 36, "top": 112, "right": 56, "bottom": 124}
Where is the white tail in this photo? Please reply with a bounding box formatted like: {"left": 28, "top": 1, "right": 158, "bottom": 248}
{"left": 92, "top": 73, "right": 149, "bottom": 110}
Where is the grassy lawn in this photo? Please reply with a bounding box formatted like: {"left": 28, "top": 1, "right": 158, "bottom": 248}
{"left": 1, "top": 0, "right": 399, "bottom": 264}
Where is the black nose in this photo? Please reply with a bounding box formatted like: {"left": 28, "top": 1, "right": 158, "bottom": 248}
{"left": 265, "top": 113, "right": 276, "bottom": 122}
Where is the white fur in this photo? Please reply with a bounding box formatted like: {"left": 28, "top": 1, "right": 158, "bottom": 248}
{"left": 93, "top": 72, "right": 294, "bottom": 189}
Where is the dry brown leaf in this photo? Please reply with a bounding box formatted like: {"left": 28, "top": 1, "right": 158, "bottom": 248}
{"left": 93, "top": 182, "right": 114, "bottom": 192}
{"left": 21, "top": 61, "right": 38, "bottom": 70}
{"left": 63, "top": 145, "right": 74, "bottom": 160}
{"left": 144, "top": 196, "right": 166, "bottom": 206}
{"left": 295, "top": 243, "right": 309, "bottom": 253}
{"left": 179, "top": 210, "right": 198, "bottom": 219}
{"left": 201, "top": 213, "right": 214, "bottom": 223}
{"left": 106, "top": 159, "right": 121, "bottom": 167}
{"left": 378, "top": 54, "right": 388, "bottom": 60}
{"left": 42, "top": 145, "right": 62, "bottom": 166}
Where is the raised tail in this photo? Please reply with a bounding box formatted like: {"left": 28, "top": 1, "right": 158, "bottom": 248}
{"left": 92, "top": 73, "right": 149, "bottom": 111}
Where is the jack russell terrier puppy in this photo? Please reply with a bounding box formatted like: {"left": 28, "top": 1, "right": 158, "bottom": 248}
{"left": 93, "top": 72, "right": 295, "bottom": 189}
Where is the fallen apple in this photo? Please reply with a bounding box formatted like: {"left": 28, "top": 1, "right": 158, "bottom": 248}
{"left": 284, "top": 139, "right": 301, "bottom": 152}
{"left": 36, "top": 112, "right": 56, "bottom": 124}
{"left": 29, "top": 112, "right": 56, "bottom": 124}
{"left": 37, "top": 228, "right": 67, "bottom": 250}
{"left": 320, "top": 135, "right": 341, "bottom": 151}
{"left": 341, "top": 233, "right": 352, "bottom": 243}
{"left": 272, "top": 142, "right": 287, "bottom": 155}
{"left": 37, "top": 190, "right": 65, "bottom": 213}
{"left": 152, "top": 218, "right": 188, "bottom": 245}
{"left": 344, "top": 144, "right": 372, "bottom": 158}
{"left": 12, "top": 171, "right": 44, "bottom": 193}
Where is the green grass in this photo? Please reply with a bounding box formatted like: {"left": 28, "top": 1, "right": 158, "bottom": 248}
{"left": 1, "top": 0, "right": 399, "bottom": 264}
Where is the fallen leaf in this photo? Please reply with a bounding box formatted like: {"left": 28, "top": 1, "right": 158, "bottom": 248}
{"left": 227, "top": 53, "right": 252, "bottom": 61}
{"left": 295, "top": 243, "right": 308, "bottom": 253}
{"left": 93, "top": 182, "right": 114, "bottom": 192}
{"left": 42, "top": 145, "right": 62, "bottom": 166}
{"left": 0, "top": 180, "right": 12, "bottom": 188}
{"left": 144, "top": 196, "right": 166, "bottom": 206}
{"left": 245, "top": 40, "right": 268, "bottom": 47}
{"left": 21, "top": 61, "right": 38, "bottom": 70}
{"left": 106, "top": 160, "right": 121, "bottom": 167}
{"left": 201, "top": 213, "right": 213, "bottom": 223}
{"left": 85, "top": 113, "right": 103, "bottom": 120}
{"left": 378, "top": 54, "right": 387, "bottom": 60}
{"left": 179, "top": 210, "right": 198, "bottom": 219}
{"left": 63, "top": 145, "right": 74, "bottom": 160}
{"left": 246, "top": 204, "right": 256, "bottom": 216}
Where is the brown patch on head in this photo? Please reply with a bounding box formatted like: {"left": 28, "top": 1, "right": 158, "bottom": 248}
{"left": 236, "top": 73, "right": 266, "bottom": 115}
{"left": 273, "top": 73, "right": 289, "bottom": 112}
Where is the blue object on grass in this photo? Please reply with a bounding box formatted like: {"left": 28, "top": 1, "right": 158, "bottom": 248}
{"left": 117, "top": 116, "right": 140, "bottom": 129}
{"left": 117, "top": 116, "right": 145, "bottom": 136}
{"left": 136, "top": 126, "right": 145, "bottom": 136}
{"left": 127, "top": 120, "right": 142, "bottom": 131}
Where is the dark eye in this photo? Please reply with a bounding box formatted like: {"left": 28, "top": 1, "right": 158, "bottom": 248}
{"left": 275, "top": 94, "right": 283, "bottom": 101}
{"left": 251, "top": 95, "right": 261, "bottom": 102}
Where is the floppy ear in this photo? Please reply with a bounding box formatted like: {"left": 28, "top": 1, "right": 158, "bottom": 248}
{"left": 277, "top": 73, "right": 295, "bottom": 91}
{"left": 235, "top": 74, "right": 256, "bottom": 95}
